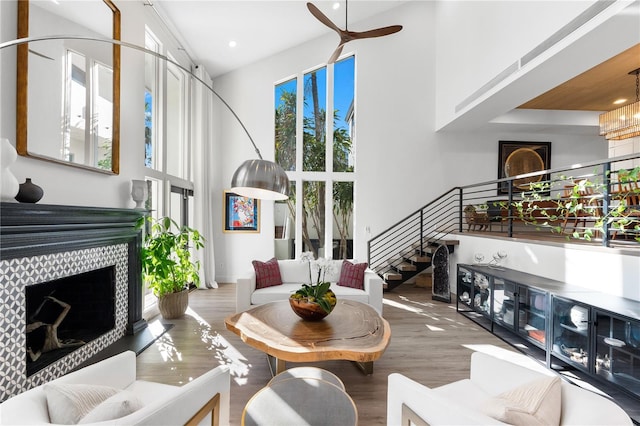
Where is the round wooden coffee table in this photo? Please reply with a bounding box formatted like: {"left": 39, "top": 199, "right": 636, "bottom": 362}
{"left": 225, "top": 299, "right": 390, "bottom": 375}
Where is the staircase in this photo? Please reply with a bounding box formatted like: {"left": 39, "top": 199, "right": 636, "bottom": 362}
{"left": 367, "top": 188, "right": 462, "bottom": 293}
{"left": 382, "top": 238, "right": 459, "bottom": 291}
{"left": 367, "top": 154, "right": 640, "bottom": 294}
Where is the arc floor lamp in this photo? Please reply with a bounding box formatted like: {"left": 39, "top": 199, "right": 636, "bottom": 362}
{"left": 0, "top": 35, "right": 290, "bottom": 201}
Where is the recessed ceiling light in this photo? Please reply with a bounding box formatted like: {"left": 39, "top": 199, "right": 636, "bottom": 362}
{"left": 228, "top": 40, "right": 237, "bottom": 48}
{"left": 332, "top": 2, "right": 340, "bottom": 10}
{"left": 613, "top": 98, "right": 627, "bottom": 105}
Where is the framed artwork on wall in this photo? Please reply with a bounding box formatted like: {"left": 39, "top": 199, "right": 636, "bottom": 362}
{"left": 223, "top": 191, "right": 260, "bottom": 233}
{"left": 497, "top": 141, "right": 551, "bottom": 194}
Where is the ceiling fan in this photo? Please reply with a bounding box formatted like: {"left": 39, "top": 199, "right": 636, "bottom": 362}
{"left": 306, "top": 1, "right": 403, "bottom": 64}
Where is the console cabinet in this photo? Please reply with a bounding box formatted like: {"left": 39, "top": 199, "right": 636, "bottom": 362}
{"left": 456, "top": 263, "right": 640, "bottom": 401}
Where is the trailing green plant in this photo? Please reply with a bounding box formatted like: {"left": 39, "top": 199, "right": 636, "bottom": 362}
{"left": 138, "top": 216, "right": 205, "bottom": 297}
{"left": 510, "top": 167, "right": 640, "bottom": 242}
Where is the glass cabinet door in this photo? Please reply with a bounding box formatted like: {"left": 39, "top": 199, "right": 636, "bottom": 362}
{"left": 493, "top": 279, "right": 516, "bottom": 330}
{"left": 457, "top": 266, "right": 473, "bottom": 310}
{"left": 594, "top": 311, "right": 640, "bottom": 398}
{"left": 518, "top": 286, "right": 547, "bottom": 348}
{"left": 472, "top": 271, "right": 491, "bottom": 317}
{"left": 552, "top": 296, "right": 590, "bottom": 370}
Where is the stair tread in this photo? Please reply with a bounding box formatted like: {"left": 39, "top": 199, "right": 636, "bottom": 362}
{"left": 384, "top": 272, "right": 402, "bottom": 280}
{"left": 396, "top": 263, "right": 417, "bottom": 272}
{"left": 407, "top": 255, "right": 431, "bottom": 263}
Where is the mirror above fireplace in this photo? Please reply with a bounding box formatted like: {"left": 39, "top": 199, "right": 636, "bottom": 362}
{"left": 16, "top": 0, "right": 121, "bottom": 174}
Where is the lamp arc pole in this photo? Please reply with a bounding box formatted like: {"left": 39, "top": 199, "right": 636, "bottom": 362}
{"left": 1, "top": 35, "right": 289, "bottom": 200}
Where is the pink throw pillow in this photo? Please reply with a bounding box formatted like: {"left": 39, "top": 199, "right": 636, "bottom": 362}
{"left": 337, "top": 260, "right": 368, "bottom": 289}
{"left": 252, "top": 258, "right": 283, "bottom": 289}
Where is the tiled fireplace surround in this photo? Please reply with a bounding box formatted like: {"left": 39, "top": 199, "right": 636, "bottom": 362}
{"left": 0, "top": 203, "right": 146, "bottom": 401}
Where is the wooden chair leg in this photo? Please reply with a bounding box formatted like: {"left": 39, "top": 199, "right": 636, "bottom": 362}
{"left": 185, "top": 393, "right": 221, "bottom": 426}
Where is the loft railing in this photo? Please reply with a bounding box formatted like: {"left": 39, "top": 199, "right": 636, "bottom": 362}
{"left": 367, "top": 153, "right": 640, "bottom": 278}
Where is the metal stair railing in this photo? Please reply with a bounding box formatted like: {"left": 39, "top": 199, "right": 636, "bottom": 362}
{"left": 368, "top": 153, "right": 640, "bottom": 280}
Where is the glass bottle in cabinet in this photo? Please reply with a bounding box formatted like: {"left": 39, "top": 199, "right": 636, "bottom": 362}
{"left": 552, "top": 296, "right": 590, "bottom": 370}
{"left": 517, "top": 286, "right": 547, "bottom": 348}
{"left": 594, "top": 311, "right": 640, "bottom": 398}
{"left": 493, "top": 279, "right": 516, "bottom": 329}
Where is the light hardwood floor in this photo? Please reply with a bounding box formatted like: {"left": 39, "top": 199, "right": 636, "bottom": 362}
{"left": 135, "top": 283, "right": 518, "bottom": 425}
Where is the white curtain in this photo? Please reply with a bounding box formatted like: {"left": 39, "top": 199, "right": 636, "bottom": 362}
{"left": 192, "top": 65, "right": 218, "bottom": 289}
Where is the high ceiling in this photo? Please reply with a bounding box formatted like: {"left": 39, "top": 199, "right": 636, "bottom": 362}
{"left": 153, "top": 0, "right": 407, "bottom": 78}
{"left": 519, "top": 43, "right": 640, "bottom": 112}
{"left": 151, "top": 0, "right": 639, "bottom": 120}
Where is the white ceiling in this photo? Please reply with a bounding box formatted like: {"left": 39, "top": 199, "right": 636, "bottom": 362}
{"left": 152, "top": 0, "right": 407, "bottom": 77}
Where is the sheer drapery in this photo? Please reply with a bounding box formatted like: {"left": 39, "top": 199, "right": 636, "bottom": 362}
{"left": 192, "top": 65, "right": 218, "bottom": 289}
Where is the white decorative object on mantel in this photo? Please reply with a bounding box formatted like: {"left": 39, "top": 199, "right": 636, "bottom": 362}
{"left": 131, "top": 179, "right": 148, "bottom": 209}
{"left": 0, "top": 138, "right": 19, "bottom": 202}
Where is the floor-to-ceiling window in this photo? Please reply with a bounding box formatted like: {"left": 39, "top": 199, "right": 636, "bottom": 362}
{"left": 142, "top": 27, "right": 195, "bottom": 310}
{"left": 275, "top": 55, "right": 356, "bottom": 260}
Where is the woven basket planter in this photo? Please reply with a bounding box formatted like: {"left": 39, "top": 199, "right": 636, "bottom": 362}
{"left": 157, "top": 289, "right": 189, "bottom": 319}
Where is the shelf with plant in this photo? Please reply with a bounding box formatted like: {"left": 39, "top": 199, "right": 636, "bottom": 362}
{"left": 501, "top": 167, "right": 640, "bottom": 242}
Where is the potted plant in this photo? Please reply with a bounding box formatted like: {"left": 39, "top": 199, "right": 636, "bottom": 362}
{"left": 289, "top": 253, "right": 337, "bottom": 321}
{"left": 139, "top": 216, "right": 205, "bottom": 319}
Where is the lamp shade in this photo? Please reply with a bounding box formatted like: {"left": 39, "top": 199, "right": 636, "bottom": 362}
{"left": 231, "top": 159, "right": 290, "bottom": 200}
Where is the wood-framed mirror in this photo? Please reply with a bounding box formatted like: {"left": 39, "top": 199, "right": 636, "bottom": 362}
{"left": 17, "top": 0, "right": 121, "bottom": 174}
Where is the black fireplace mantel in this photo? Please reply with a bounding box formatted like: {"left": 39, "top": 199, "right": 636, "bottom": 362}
{"left": 1, "top": 202, "right": 147, "bottom": 334}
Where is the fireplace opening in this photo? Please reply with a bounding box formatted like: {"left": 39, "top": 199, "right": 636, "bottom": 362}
{"left": 25, "top": 266, "right": 116, "bottom": 376}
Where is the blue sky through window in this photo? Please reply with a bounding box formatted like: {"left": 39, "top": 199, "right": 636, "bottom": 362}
{"left": 334, "top": 56, "right": 354, "bottom": 132}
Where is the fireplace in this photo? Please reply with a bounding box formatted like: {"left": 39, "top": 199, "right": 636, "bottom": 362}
{"left": 25, "top": 266, "right": 117, "bottom": 376}
{"left": 0, "top": 203, "right": 146, "bottom": 401}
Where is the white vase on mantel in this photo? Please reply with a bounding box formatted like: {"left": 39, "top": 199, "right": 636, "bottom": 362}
{"left": 0, "top": 138, "right": 19, "bottom": 202}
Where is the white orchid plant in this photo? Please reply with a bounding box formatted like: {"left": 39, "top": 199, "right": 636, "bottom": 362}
{"left": 290, "top": 252, "right": 336, "bottom": 313}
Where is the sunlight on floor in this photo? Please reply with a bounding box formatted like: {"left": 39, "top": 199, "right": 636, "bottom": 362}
{"left": 384, "top": 298, "right": 444, "bottom": 323}
{"left": 184, "top": 307, "right": 253, "bottom": 385}
{"left": 384, "top": 294, "right": 478, "bottom": 329}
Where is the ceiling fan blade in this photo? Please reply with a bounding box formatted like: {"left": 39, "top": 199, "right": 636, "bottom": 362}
{"left": 352, "top": 25, "right": 403, "bottom": 39}
{"left": 307, "top": 3, "right": 341, "bottom": 33}
{"left": 327, "top": 44, "right": 345, "bottom": 64}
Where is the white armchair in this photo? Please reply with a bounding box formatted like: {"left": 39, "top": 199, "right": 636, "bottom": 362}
{"left": 0, "top": 351, "right": 231, "bottom": 425}
{"left": 387, "top": 351, "right": 631, "bottom": 426}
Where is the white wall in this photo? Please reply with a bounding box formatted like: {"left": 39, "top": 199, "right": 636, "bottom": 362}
{"left": 212, "top": 1, "right": 608, "bottom": 283}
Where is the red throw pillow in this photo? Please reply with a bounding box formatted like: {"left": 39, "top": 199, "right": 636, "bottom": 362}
{"left": 252, "top": 257, "right": 283, "bottom": 289}
{"left": 337, "top": 260, "right": 367, "bottom": 289}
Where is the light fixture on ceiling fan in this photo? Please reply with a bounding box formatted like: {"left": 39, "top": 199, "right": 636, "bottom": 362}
{"left": 306, "top": 0, "right": 403, "bottom": 64}
{"left": 599, "top": 68, "right": 640, "bottom": 140}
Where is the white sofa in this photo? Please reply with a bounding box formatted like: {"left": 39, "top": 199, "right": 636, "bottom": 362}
{"left": 236, "top": 259, "right": 384, "bottom": 314}
{"left": 387, "top": 351, "right": 632, "bottom": 426}
{"left": 0, "top": 351, "right": 231, "bottom": 425}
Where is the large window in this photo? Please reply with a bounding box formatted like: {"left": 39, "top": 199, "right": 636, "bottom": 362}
{"left": 275, "top": 56, "right": 356, "bottom": 260}
{"left": 142, "top": 28, "right": 196, "bottom": 312}
{"left": 143, "top": 28, "right": 193, "bottom": 223}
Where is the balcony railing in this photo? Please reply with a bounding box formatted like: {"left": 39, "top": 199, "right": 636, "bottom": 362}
{"left": 368, "top": 153, "right": 640, "bottom": 277}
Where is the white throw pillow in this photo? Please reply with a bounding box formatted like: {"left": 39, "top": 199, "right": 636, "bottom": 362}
{"left": 79, "top": 390, "right": 144, "bottom": 424}
{"left": 44, "top": 383, "right": 119, "bottom": 424}
{"left": 481, "top": 376, "right": 561, "bottom": 426}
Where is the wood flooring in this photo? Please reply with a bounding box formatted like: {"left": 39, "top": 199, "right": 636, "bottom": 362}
{"left": 134, "top": 283, "right": 638, "bottom": 425}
